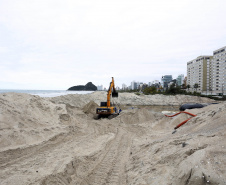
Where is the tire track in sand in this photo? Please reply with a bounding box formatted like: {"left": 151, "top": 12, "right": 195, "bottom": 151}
{"left": 80, "top": 128, "right": 132, "bottom": 185}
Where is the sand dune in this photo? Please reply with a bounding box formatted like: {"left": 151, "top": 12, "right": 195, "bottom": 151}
{"left": 0, "top": 91, "right": 225, "bottom": 185}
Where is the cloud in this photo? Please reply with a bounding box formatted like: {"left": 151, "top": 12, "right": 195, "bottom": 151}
{"left": 0, "top": 0, "right": 226, "bottom": 89}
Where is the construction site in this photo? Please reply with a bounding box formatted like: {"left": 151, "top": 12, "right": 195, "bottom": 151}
{"left": 0, "top": 89, "right": 225, "bottom": 185}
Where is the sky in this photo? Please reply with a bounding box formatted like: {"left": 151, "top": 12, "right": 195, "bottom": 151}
{"left": 0, "top": 0, "right": 226, "bottom": 90}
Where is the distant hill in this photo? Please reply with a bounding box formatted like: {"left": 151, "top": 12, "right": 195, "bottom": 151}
{"left": 68, "top": 82, "right": 97, "bottom": 91}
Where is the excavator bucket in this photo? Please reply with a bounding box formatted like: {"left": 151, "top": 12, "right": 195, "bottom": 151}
{"left": 112, "top": 92, "right": 118, "bottom": 97}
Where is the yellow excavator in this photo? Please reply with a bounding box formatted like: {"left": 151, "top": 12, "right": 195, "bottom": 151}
{"left": 96, "top": 77, "right": 120, "bottom": 118}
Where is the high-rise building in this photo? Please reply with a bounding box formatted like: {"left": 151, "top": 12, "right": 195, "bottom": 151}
{"left": 211, "top": 46, "right": 226, "bottom": 95}
{"left": 176, "top": 74, "right": 184, "bottom": 86}
{"left": 97, "top": 85, "right": 103, "bottom": 91}
{"left": 131, "top": 81, "right": 138, "bottom": 90}
{"left": 187, "top": 56, "right": 212, "bottom": 92}
{"left": 161, "top": 75, "right": 172, "bottom": 88}
{"left": 122, "top": 83, "right": 127, "bottom": 90}
{"left": 138, "top": 82, "right": 143, "bottom": 89}
{"left": 187, "top": 46, "right": 226, "bottom": 95}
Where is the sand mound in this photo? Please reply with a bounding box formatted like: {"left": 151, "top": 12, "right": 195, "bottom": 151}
{"left": 0, "top": 92, "right": 225, "bottom": 185}
{"left": 119, "top": 108, "right": 164, "bottom": 125}
{"left": 126, "top": 102, "right": 226, "bottom": 185}
{"left": 49, "top": 91, "right": 215, "bottom": 108}
{"left": 82, "top": 101, "right": 99, "bottom": 115}
{"left": 170, "top": 102, "right": 226, "bottom": 185}
{"left": 116, "top": 93, "right": 215, "bottom": 106}
{"left": 0, "top": 93, "right": 72, "bottom": 151}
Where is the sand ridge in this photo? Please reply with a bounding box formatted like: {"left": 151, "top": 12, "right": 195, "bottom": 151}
{"left": 0, "top": 92, "right": 225, "bottom": 185}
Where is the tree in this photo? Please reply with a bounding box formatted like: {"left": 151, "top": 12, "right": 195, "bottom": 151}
{"left": 167, "top": 83, "right": 182, "bottom": 94}
{"left": 182, "top": 83, "right": 186, "bottom": 89}
{"left": 143, "top": 86, "right": 157, "bottom": 95}
{"left": 186, "top": 84, "right": 191, "bottom": 92}
{"left": 193, "top": 83, "right": 199, "bottom": 92}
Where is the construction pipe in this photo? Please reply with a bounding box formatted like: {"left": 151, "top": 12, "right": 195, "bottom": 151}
{"left": 174, "top": 117, "right": 194, "bottom": 129}
{"left": 164, "top": 111, "right": 197, "bottom": 130}
{"left": 164, "top": 111, "right": 196, "bottom": 118}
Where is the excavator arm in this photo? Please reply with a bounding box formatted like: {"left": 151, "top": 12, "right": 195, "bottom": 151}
{"left": 107, "top": 77, "right": 118, "bottom": 107}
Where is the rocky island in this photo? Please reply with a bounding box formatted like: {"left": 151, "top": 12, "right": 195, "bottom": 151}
{"left": 68, "top": 82, "right": 97, "bottom": 91}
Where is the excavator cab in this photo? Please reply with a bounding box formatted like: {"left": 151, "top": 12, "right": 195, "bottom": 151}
{"left": 112, "top": 92, "right": 118, "bottom": 97}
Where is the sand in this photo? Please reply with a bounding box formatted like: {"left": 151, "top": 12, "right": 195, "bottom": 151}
{"left": 0, "top": 91, "right": 225, "bottom": 185}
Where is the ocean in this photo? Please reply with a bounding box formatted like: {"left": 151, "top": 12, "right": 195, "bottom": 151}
{"left": 0, "top": 89, "right": 94, "bottom": 97}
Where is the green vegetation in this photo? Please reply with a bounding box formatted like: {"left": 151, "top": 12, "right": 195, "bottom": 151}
{"left": 118, "top": 81, "right": 226, "bottom": 100}
{"left": 165, "top": 83, "right": 185, "bottom": 95}
{"left": 193, "top": 83, "right": 199, "bottom": 92}
{"left": 120, "top": 83, "right": 226, "bottom": 101}
{"left": 118, "top": 89, "right": 139, "bottom": 93}
{"left": 143, "top": 86, "right": 157, "bottom": 95}
{"left": 186, "top": 84, "right": 191, "bottom": 91}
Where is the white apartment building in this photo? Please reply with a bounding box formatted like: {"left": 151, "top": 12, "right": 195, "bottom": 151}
{"left": 187, "top": 46, "right": 226, "bottom": 95}
{"left": 97, "top": 85, "right": 103, "bottom": 91}
{"left": 131, "top": 81, "right": 138, "bottom": 90}
{"left": 187, "top": 55, "right": 212, "bottom": 92}
{"left": 122, "top": 83, "right": 127, "bottom": 90}
{"left": 211, "top": 46, "right": 226, "bottom": 95}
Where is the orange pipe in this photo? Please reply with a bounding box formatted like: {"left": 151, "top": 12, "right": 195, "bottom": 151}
{"left": 165, "top": 112, "right": 181, "bottom": 117}
{"left": 165, "top": 111, "right": 197, "bottom": 130}
{"left": 174, "top": 117, "right": 193, "bottom": 129}
{"left": 165, "top": 111, "right": 196, "bottom": 117}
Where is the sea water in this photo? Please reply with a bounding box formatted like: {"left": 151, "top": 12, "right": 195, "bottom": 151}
{"left": 0, "top": 89, "right": 94, "bottom": 97}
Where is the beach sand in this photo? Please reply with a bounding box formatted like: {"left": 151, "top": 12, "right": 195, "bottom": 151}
{"left": 0, "top": 91, "right": 225, "bottom": 185}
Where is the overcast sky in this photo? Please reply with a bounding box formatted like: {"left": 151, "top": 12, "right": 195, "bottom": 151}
{"left": 0, "top": 0, "right": 226, "bottom": 89}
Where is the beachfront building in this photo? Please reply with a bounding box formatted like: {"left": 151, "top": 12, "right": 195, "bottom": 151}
{"left": 97, "top": 85, "right": 103, "bottom": 91}
{"left": 187, "top": 55, "right": 212, "bottom": 92}
{"left": 138, "top": 82, "right": 143, "bottom": 89}
{"left": 161, "top": 75, "right": 172, "bottom": 89}
{"left": 131, "top": 81, "right": 138, "bottom": 90}
{"left": 116, "top": 86, "right": 120, "bottom": 90}
{"left": 153, "top": 80, "right": 159, "bottom": 84}
{"left": 211, "top": 46, "right": 226, "bottom": 95}
{"left": 187, "top": 46, "right": 226, "bottom": 95}
{"left": 122, "top": 83, "right": 127, "bottom": 90}
{"left": 176, "top": 74, "right": 184, "bottom": 86}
